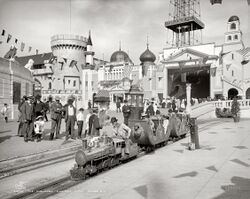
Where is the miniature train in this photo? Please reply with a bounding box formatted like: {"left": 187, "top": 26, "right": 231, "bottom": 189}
{"left": 70, "top": 87, "right": 190, "bottom": 180}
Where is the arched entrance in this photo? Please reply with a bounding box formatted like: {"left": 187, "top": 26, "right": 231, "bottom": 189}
{"left": 228, "top": 88, "right": 238, "bottom": 100}
{"left": 246, "top": 88, "right": 250, "bottom": 99}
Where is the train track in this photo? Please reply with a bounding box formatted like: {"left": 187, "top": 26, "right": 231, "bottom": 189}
{"left": 3, "top": 118, "right": 226, "bottom": 199}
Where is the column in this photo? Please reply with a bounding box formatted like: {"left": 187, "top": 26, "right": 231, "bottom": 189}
{"left": 88, "top": 69, "right": 92, "bottom": 101}
{"left": 186, "top": 83, "right": 192, "bottom": 115}
{"left": 163, "top": 66, "right": 168, "bottom": 98}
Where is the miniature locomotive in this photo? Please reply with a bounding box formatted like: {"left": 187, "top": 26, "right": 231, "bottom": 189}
{"left": 70, "top": 85, "right": 190, "bottom": 180}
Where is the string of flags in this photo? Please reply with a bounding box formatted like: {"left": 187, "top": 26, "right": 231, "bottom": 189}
{"left": 47, "top": 55, "right": 79, "bottom": 72}
{"left": 1, "top": 28, "right": 39, "bottom": 54}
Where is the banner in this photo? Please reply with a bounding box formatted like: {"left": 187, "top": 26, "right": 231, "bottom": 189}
{"left": 1, "top": 29, "right": 5, "bottom": 36}
{"left": 15, "top": 38, "right": 18, "bottom": 44}
{"left": 7, "top": 34, "right": 12, "bottom": 43}
{"left": 28, "top": 46, "right": 32, "bottom": 52}
{"left": 21, "top": 42, "right": 25, "bottom": 52}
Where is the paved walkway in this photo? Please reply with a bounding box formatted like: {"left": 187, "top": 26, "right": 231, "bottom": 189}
{"left": 0, "top": 111, "right": 124, "bottom": 160}
{"left": 42, "top": 118, "right": 250, "bottom": 199}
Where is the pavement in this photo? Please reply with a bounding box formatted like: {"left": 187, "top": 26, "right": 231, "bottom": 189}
{"left": 0, "top": 113, "right": 250, "bottom": 199}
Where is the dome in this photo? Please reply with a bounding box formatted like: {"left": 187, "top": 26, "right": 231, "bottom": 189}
{"left": 139, "top": 47, "right": 156, "bottom": 63}
{"left": 228, "top": 16, "right": 239, "bottom": 22}
{"left": 110, "top": 50, "right": 131, "bottom": 63}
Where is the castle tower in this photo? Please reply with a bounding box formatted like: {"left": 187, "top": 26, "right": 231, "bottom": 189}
{"left": 165, "top": 0, "right": 205, "bottom": 47}
{"left": 49, "top": 34, "right": 87, "bottom": 107}
{"left": 85, "top": 31, "right": 95, "bottom": 65}
{"left": 223, "top": 16, "right": 244, "bottom": 53}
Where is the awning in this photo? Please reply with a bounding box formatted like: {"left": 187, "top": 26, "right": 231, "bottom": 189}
{"left": 94, "top": 90, "right": 110, "bottom": 102}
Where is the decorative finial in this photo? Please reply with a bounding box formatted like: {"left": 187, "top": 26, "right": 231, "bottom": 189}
{"left": 119, "top": 40, "right": 121, "bottom": 51}
{"left": 146, "top": 35, "right": 149, "bottom": 49}
{"left": 89, "top": 30, "right": 91, "bottom": 37}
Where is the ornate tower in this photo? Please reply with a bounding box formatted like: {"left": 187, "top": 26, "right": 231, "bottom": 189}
{"left": 165, "top": 0, "right": 205, "bottom": 47}
{"left": 224, "top": 16, "right": 244, "bottom": 50}
{"left": 85, "top": 31, "right": 94, "bottom": 65}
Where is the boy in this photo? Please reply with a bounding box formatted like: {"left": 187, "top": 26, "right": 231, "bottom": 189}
{"left": 1, "top": 103, "right": 9, "bottom": 123}
{"left": 77, "top": 108, "right": 84, "bottom": 138}
{"left": 34, "top": 115, "right": 45, "bottom": 142}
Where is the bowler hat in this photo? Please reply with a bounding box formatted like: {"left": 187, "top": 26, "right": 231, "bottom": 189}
{"left": 35, "top": 94, "right": 41, "bottom": 99}
{"left": 124, "top": 100, "right": 128, "bottom": 103}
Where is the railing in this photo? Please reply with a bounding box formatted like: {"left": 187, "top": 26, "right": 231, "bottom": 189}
{"left": 214, "top": 99, "right": 250, "bottom": 109}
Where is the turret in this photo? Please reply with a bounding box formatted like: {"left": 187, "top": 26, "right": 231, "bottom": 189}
{"left": 86, "top": 31, "right": 94, "bottom": 65}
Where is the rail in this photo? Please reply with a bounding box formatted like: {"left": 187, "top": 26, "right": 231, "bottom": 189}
{"left": 213, "top": 99, "right": 250, "bottom": 109}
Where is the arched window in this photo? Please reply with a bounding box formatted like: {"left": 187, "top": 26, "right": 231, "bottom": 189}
{"left": 228, "top": 36, "right": 232, "bottom": 41}
{"left": 48, "top": 82, "right": 52, "bottom": 90}
{"left": 234, "top": 35, "right": 238, "bottom": 40}
{"left": 230, "top": 23, "right": 236, "bottom": 30}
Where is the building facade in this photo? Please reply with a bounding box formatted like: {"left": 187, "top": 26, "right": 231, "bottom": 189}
{"left": 0, "top": 57, "right": 33, "bottom": 120}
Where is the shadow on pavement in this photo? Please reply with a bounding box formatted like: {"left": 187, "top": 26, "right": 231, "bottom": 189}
{"left": 0, "top": 135, "right": 12, "bottom": 143}
{"left": 174, "top": 171, "right": 198, "bottom": 178}
{"left": 213, "top": 176, "right": 250, "bottom": 199}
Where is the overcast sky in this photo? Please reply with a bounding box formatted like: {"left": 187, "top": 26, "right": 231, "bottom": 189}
{"left": 0, "top": 0, "right": 249, "bottom": 64}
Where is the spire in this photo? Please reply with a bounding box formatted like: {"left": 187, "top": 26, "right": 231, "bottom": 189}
{"left": 119, "top": 40, "right": 121, "bottom": 51}
{"left": 146, "top": 35, "right": 149, "bottom": 49}
{"left": 87, "top": 30, "right": 92, "bottom": 46}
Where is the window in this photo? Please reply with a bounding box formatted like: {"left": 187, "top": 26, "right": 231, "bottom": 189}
{"left": 228, "top": 36, "right": 232, "bottom": 41}
{"left": 48, "top": 82, "right": 52, "bottom": 89}
{"left": 73, "top": 80, "right": 76, "bottom": 87}
{"left": 230, "top": 23, "right": 236, "bottom": 30}
{"left": 232, "top": 70, "right": 234, "bottom": 77}
{"left": 234, "top": 35, "right": 238, "bottom": 40}
{"left": 232, "top": 53, "right": 234, "bottom": 60}
{"left": 68, "top": 80, "right": 71, "bottom": 84}
{"left": 13, "top": 82, "right": 21, "bottom": 104}
{"left": 0, "top": 79, "right": 3, "bottom": 97}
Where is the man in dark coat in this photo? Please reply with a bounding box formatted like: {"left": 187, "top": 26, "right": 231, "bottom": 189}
{"left": 17, "top": 95, "right": 27, "bottom": 137}
{"left": 116, "top": 100, "right": 121, "bottom": 112}
{"left": 50, "top": 96, "right": 63, "bottom": 140}
{"left": 146, "top": 102, "right": 155, "bottom": 117}
{"left": 22, "top": 96, "right": 34, "bottom": 142}
{"left": 64, "top": 96, "right": 77, "bottom": 140}
{"left": 33, "top": 94, "right": 46, "bottom": 118}
{"left": 122, "top": 100, "right": 130, "bottom": 125}
{"left": 88, "top": 108, "right": 102, "bottom": 136}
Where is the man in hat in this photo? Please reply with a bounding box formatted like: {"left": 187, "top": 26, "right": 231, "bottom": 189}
{"left": 122, "top": 100, "right": 130, "bottom": 125}
{"left": 22, "top": 95, "right": 35, "bottom": 142}
{"left": 88, "top": 108, "right": 102, "bottom": 137}
{"left": 18, "top": 95, "right": 28, "bottom": 137}
{"left": 146, "top": 101, "right": 155, "bottom": 117}
{"left": 50, "top": 96, "right": 63, "bottom": 140}
{"left": 33, "top": 94, "right": 46, "bottom": 118}
{"left": 110, "top": 117, "right": 131, "bottom": 155}
{"left": 64, "top": 95, "right": 76, "bottom": 140}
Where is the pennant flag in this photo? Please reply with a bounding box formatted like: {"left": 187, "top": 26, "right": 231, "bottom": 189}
{"left": 28, "top": 46, "right": 32, "bottom": 52}
{"left": 1, "top": 29, "right": 5, "bottom": 36}
{"left": 63, "top": 58, "right": 67, "bottom": 63}
{"left": 69, "top": 60, "right": 77, "bottom": 67}
{"left": 21, "top": 42, "right": 25, "bottom": 52}
{"left": 210, "top": 0, "right": 222, "bottom": 5}
{"left": 36, "top": 49, "right": 38, "bottom": 54}
{"left": 7, "top": 34, "right": 12, "bottom": 43}
{"left": 226, "top": 64, "right": 231, "bottom": 70}
{"left": 4, "top": 46, "right": 17, "bottom": 59}
{"left": 15, "top": 38, "right": 18, "bottom": 44}
{"left": 49, "top": 56, "right": 57, "bottom": 64}
{"left": 123, "top": 64, "right": 133, "bottom": 78}
{"left": 248, "top": 0, "right": 250, "bottom": 5}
